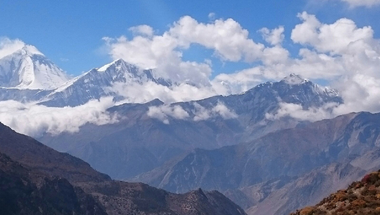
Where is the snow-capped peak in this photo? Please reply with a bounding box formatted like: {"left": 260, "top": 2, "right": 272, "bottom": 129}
{"left": 97, "top": 59, "right": 122, "bottom": 72}
{"left": 281, "top": 73, "right": 308, "bottom": 85}
{"left": 280, "top": 74, "right": 340, "bottom": 97}
{"left": 19, "top": 45, "right": 44, "bottom": 56}
{"left": 0, "top": 44, "right": 70, "bottom": 90}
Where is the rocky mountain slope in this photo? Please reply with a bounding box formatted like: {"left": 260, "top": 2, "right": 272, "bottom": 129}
{"left": 0, "top": 122, "right": 246, "bottom": 215}
{"left": 246, "top": 163, "right": 367, "bottom": 215}
{"left": 290, "top": 170, "right": 380, "bottom": 215}
{"left": 133, "top": 112, "right": 380, "bottom": 214}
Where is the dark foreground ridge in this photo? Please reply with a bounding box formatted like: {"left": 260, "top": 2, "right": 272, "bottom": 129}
{"left": 291, "top": 170, "right": 380, "bottom": 215}
{"left": 0, "top": 122, "right": 246, "bottom": 215}
{"left": 0, "top": 152, "right": 106, "bottom": 215}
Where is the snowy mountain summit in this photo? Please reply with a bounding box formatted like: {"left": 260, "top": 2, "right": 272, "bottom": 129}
{"left": 281, "top": 73, "right": 307, "bottom": 85}
{"left": 280, "top": 73, "right": 339, "bottom": 98}
{"left": 0, "top": 44, "right": 70, "bottom": 90}
{"left": 41, "top": 58, "right": 172, "bottom": 107}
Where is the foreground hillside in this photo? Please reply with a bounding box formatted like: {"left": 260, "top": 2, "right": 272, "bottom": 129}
{"left": 0, "top": 153, "right": 106, "bottom": 215}
{"left": 291, "top": 170, "right": 380, "bottom": 215}
{"left": 0, "top": 122, "right": 246, "bottom": 215}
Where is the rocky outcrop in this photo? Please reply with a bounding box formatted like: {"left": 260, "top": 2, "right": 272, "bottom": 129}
{"left": 290, "top": 170, "right": 380, "bottom": 215}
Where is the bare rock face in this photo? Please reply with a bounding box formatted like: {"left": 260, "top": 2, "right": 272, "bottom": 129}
{"left": 0, "top": 122, "right": 246, "bottom": 215}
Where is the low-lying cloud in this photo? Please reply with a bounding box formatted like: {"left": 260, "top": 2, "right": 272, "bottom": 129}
{"left": 108, "top": 81, "right": 218, "bottom": 104}
{"left": 266, "top": 102, "right": 341, "bottom": 122}
{"left": 147, "top": 105, "right": 189, "bottom": 124}
{"left": 0, "top": 97, "right": 119, "bottom": 137}
{"left": 147, "top": 102, "right": 237, "bottom": 123}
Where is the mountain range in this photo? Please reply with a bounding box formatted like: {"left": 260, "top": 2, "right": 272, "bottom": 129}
{"left": 0, "top": 45, "right": 174, "bottom": 106}
{"left": 1, "top": 43, "right": 379, "bottom": 215}
{"left": 0, "top": 44, "right": 341, "bottom": 108}
{"left": 38, "top": 71, "right": 342, "bottom": 180}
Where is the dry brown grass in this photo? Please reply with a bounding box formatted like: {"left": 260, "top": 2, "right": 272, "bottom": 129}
{"left": 290, "top": 170, "right": 380, "bottom": 215}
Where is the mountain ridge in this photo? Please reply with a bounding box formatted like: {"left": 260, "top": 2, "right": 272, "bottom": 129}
{"left": 40, "top": 58, "right": 173, "bottom": 107}
{"left": 0, "top": 121, "right": 247, "bottom": 215}
{"left": 132, "top": 111, "right": 380, "bottom": 214}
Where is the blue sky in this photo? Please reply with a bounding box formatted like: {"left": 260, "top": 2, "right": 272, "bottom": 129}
{"left": 1, "top": 0, "right": 380, "bottom": 76}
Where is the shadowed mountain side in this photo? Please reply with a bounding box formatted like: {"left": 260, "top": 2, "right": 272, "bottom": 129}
{"left": 0, "top": 122, "right": 110, "bottom": 183}
{"left": 0, "top": 153, "right": 107, "bottom": 215}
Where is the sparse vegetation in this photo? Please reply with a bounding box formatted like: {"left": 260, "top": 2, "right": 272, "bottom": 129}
{"left": 291, "top": 170, "right": 380, "bottom": 215}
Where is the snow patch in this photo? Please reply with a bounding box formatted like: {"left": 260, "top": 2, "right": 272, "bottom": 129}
{"left": 97, "top": 59, "right": 120, "bottom": 72}
{"left": 21, "top": 45, "right": 44, "bottom": 56}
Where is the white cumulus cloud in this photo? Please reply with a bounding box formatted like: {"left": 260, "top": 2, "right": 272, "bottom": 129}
{"left": 259, "top": 26, "right": 285, "bottom": 46}
{"left": 103, "top": 16, "right": 272, "bottom": 87}
{"left": 129, "top": 25, "right": 154, "bottom": 37}
{"left": 291, "top": 12, "right": 374, "bottom": 55}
